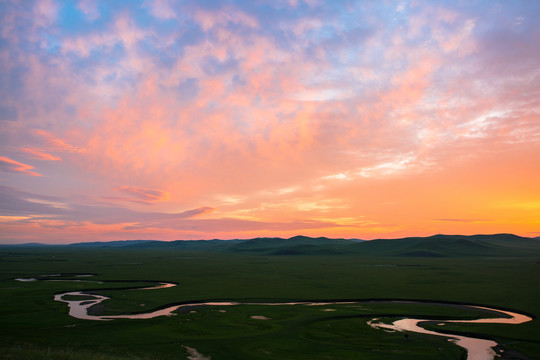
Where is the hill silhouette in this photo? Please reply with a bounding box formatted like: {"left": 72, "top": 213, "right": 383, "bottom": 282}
{"left": 348, "top": 233, "right": 540, "bottom": 257}
{"left": 4, "top": 234, "right": 539, "bottom": 257}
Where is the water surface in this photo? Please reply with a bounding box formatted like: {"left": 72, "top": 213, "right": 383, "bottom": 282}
{"left": 368, "top": 306, "right": 532, "bottom": 360}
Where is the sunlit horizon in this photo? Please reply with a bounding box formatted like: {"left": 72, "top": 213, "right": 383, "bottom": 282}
{"left": 1, "top": 1, "right": 539, "bottom": 244}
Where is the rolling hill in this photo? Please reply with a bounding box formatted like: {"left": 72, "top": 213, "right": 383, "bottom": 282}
{"left": 348, "top": 233, "right": 540, "bottom": 257}
{"left": 3, "top": 234, "right": 539, "bottom": 257}
{"left": 222, "top": 233, "right": 540, "bottom": 257}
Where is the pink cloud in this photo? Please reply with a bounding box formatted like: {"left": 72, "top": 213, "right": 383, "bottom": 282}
{"left": 21, "top": 148, "right": 61, "bottom": 161}
{"left": 193, "top": 6, "right": 258, "bottom": 31}
{"left": 177, "top": 206, "right": 215, "bottom": 218}
{"left": 34, "top": 0, "right": 59, "bottom": 27}
{"left": 382, "top": 56, "right": 440, "bottom": 109}
{"left": 33, "top": 129, "right": 83, "bottom": 153}
{"left": 144, "top": 0, "right": 178, "bottom": 19}
{"left": 0, "top": 157, "right": 42, "bottom": 176}
{"left": 115, "top": 185, "right": 170, "bottom": 203}
{"left": 61, "top": 13, "right": 147, "bottom": 57}
{"left": 77, "top": 0, "right": 100, "bottom": 21}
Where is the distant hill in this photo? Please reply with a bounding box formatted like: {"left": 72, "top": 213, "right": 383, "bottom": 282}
{"left": 225, "top": 234, "right": 540, "bottom": 257}
{"left": 349, "top": 233, "right": 540, "bottom": 257}
{"left": 0, "top": 242, "right": 53, "bottom": 247}
{"left": 2, "top": 234, "right": 539, "bottom": 257}
{"left": 227, "top": 235, "right": 357, "bottom": 255}
{"left": 68, "top": 240, "right": 161, "bottom": 247}
{"left": 127, "top": 239, "right": 245, "bottom": 251}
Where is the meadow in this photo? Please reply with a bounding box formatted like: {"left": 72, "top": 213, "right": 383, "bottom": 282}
{"left": 1, "top": 239, "right": 539, "bottom": 359}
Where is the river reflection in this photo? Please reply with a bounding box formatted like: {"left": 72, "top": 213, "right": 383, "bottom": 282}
{"left": 135, "top": 282, "right": 177, "bottom": 290}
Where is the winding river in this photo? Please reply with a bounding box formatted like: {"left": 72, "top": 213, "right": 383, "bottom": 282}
{"left": 19, "top": 276, "right": 534, "bottom": 360}
{"left": 367, "top": 305, "right": 531, "bottom": 360}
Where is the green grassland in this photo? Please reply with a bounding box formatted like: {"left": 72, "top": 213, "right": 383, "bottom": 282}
{"left": 1, "top": 235, "right": 540, "bottom": 359}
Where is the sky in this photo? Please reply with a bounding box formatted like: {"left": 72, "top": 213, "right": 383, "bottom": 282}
{"left": 1, "top": 0, "right": 539, "bottom": 244}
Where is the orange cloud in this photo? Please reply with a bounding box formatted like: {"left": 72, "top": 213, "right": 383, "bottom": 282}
{"left": 0, "top": 157, "right": 42, "bottom": 176}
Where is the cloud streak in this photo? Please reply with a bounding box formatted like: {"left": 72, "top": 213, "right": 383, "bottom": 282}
{"left": 21, "top": 148, "right": 62, "bottom": 161}
{"left": 113, "top": 186, "right": 171, "bottom": 204}
{"left": 0, "top": 157, "right": 42, "bottom": 176}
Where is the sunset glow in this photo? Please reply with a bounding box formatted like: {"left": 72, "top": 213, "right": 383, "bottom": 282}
{"left": 1, "top": 0, "right": 539, "bottom": 243}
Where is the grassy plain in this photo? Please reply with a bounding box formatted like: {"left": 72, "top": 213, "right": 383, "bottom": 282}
{"left": 1, "top": 245, "right": 539, "bottom": 359}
